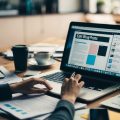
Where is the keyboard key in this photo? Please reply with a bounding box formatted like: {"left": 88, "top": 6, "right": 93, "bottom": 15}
{"left": 41, "top": 72, "right": 71, "bottom": 83}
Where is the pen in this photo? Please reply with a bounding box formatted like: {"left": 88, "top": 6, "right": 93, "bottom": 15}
{"left": 0, "top": 71, "right": 5, "bottom": 79}
{"left": 53, "top": 58, "right": 61, "bottom": 62}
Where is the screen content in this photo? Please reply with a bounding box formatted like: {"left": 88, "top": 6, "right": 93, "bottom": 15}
{"left": 65, "top": 25, "right": 120, "bottom": 77}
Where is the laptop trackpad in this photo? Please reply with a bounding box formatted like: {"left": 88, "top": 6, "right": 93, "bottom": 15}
{"left": 49, "top": 81, "right": 62, "bottom": 94}
{"left": 35, "top": 81, "right": 61, "bottom": 94}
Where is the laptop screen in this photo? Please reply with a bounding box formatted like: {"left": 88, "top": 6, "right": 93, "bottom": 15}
{"left": 61, "top": 22, "right": 120, "bottom": 80}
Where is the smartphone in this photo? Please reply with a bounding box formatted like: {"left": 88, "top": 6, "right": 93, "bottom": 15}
{"left": 89, "top": 108, "right": 109, "bottom": 120}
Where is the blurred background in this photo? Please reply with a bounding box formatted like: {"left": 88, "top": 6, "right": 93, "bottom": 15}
{"left": 0, "top": 0, "right": 120, "bottom": 15}
{"left": 0, "top": 0, "right": 120, "bottom": 51}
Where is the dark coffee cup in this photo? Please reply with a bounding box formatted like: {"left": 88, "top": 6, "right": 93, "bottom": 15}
{"left": 12, "top": 45, "right": 28, "bottom": 73}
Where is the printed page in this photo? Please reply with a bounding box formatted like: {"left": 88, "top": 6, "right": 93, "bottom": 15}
{"left": 0, "top": 94, "right": 59, "bottom": 119}
{"left": 0, "top": 94, "right": 86, "bottom": 119}
{"left": 101, "top": 94, "right": 120, "bottom": 110}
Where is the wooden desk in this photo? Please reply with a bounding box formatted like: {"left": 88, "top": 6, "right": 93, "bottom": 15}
{"left": 0, "top": 39, "right": 120, "bottom": 120}
{"left": 114, "top": 15, "right": 120, "bottom": 24}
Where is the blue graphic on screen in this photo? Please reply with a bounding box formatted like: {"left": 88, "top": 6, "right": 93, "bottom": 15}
{"left": 109, "top": 59, "right": 112, "bottom": 63}
{"left": 86, "top": 55, "right": 96, "bottom": 65}
{"left": 62, "top": 25, "right": 120, "bottom": 77}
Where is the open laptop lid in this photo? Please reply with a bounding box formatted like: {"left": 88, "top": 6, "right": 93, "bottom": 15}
{"left": 61, "top": 22, "right": 120, "bottom": 82}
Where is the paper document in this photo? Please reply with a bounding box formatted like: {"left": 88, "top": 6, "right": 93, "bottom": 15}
{"left": 3, "top": 50, "right": 13, "bottom": 59}
{"left": 0, "top": 95, "right": 58, "bottom": 119}
{"left": 0, "top": 94, "right": 86, "bottom": 119}
{"left": 101, "top": 94, "right": 120, "bottom": 111}
{"left": 0, "top": 66, "right": 22, "bottom": 84}
{"left": 32, "top": 113, "right": 51, "bottom": 120}
{"left": 28, "top": 45, "right": 57, "bottom": 53}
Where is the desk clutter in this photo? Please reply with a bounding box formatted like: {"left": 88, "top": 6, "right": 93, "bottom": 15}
{"left": 1, "top": 44, "right": 63, "bottom": 72}
{"left": 0, "top": 66, "right": 87, "bottom": 119}
{"left": 0, "top": 66, "right": 120, "bottom": 120}
{"left": 1, "top": 21, "right": 120, "bottom": 119}
{"left": 2, "top": 44, "right": 64, "bottom": 60}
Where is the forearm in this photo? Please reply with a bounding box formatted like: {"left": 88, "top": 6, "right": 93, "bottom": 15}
{"left": 0, "top": 84, "right": 12, "bottom": 101}
{"left": 49, "top": 100, "right": 75, "bottom": 120}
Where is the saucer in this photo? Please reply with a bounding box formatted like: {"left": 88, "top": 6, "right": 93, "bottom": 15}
{"left": 28, "top": 58, "right": 55, "bottom": 67}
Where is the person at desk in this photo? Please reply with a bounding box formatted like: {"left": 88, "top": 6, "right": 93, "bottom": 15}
{"left": 0, "top": 74, "right": 84, "bottom": 120}
{"left": 49, "top": 74, "right": 84, "bottom": 120}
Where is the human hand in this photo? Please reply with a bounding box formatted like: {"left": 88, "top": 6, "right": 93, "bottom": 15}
{"left": 61, "top": 74, "right": 84, "bottom": 104}
{"left": 10, "top": 78, "right": 53, "bottom": 94}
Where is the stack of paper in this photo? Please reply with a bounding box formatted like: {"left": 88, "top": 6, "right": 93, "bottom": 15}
{"left": 0, "top": 94, "right": 86, "bottom": 120}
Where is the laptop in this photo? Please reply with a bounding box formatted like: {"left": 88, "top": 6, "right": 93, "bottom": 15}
{"left": 36, "top": 22, "right": 120, "bottom": 102}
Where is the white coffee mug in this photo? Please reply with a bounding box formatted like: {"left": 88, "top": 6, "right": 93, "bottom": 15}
{"left": 34, "top": 52, "right": 52, "bottom": 65}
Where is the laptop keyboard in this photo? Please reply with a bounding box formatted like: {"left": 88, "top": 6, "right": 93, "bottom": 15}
{"left": 42, "top": 72, "right": 115, "bottom": 91}
{"left": 42, "top": 72, "right": 71, "bottom": 83}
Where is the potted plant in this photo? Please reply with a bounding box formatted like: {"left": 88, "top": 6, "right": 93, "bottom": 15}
{"left": 97, "top": 0, "right": 105, "bottom": 13}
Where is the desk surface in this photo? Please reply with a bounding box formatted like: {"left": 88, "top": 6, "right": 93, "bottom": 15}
{"left": 0, "top": 38, "right": 120, "bottom": 120}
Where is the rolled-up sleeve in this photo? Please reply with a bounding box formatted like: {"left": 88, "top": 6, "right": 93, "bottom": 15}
{"left": 48, "top": 100, "right": 75, "bottom": 120}
{"left": 0, "top": 84, "right": 12, "bottom": 101}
